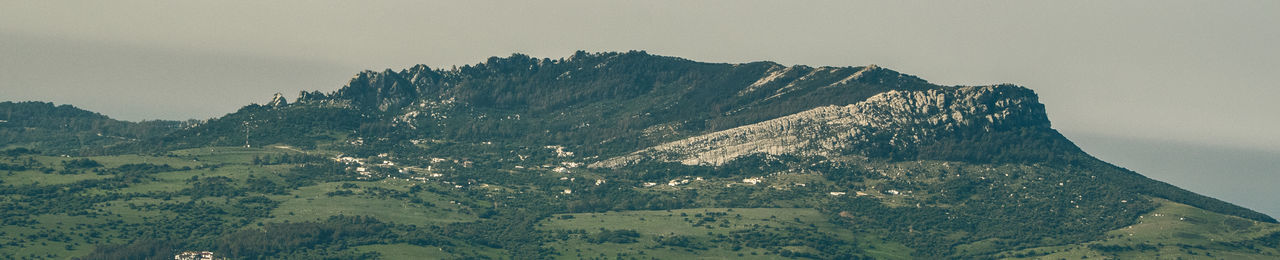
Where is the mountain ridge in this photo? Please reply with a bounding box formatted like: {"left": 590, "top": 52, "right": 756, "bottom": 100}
{"left": 17, "top": 51, "right": 1272, "bottom": 223}
{"left": 184, "top": 51, "right": 1275, "bottom": 224}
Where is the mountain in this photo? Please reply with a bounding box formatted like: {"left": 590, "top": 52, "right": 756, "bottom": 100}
{"left": 0, "top": 101, "right": 187, "bottom": 154}
{"left": 2, "top": 51, "right": 1277, "bottom": 259}
{"left": 153, "top": 51, "right": 938, "bottom": 155}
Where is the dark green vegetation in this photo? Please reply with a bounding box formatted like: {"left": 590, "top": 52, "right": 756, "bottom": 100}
{"left": 0, "top": 101, "right": 190, "bottom": 155}
{"left": 2, "top": 52, "right": 1277, "bottom": 259}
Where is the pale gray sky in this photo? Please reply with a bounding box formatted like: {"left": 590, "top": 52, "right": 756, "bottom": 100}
{"left": 2, "top": 1, "right": 1278, "bottom": 210}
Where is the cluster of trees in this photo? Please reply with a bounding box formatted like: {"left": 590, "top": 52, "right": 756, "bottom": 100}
{"left": 721, "top": 226, "right": 870, "bottom": 259}
{"left": 585, "top": 229, "right": 641, "bottom": 244}
{"left": 913, "top": 127, "right": 1081, "bottom": 165}
{"left": 216, "top": 215, "right": 390, "bottom": 259}
{"left": 251, "top": 153, "right": 326, "bottom": 165}
{"left": 0, "top": 162, "right": 28, "bottom": 171}
{"left": 3, "top": 148, "right": 40, "bottom": 157}
{"left": 183, "top": 176, "right": 239, "bottom": 199}
{"left": 653, "top": 235, "right": 705, "bottom": 249}
{"left": 61, "top": 158, "right": 102, "bottom": 169}
{"left": 1089, "top": 243, "right": 1158, "bottom": 253}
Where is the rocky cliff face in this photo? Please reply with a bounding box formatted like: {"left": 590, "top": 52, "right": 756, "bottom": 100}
{"left": 594, "top": 84, "right": 1048, "bottom": 167}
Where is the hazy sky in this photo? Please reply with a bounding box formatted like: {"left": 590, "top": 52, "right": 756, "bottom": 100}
{"left": 2, "top": 1, "right": 1277, "bottom": 214}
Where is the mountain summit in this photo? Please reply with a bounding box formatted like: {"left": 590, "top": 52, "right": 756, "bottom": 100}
{"left": 3, "top": 51, "right": 1277, "bottom": 259}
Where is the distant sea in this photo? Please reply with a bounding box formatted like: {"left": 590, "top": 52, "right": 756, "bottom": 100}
{"left": 1066, "top": 132, "right": 1280, "bottom": 220}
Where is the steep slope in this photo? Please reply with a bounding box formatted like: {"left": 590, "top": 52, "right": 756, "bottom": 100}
{"left": 580, "top": 79, "right": 1276, "bottom": 256}
{"left": 590, "top": 81, "right": 1274, "bottom": 225}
